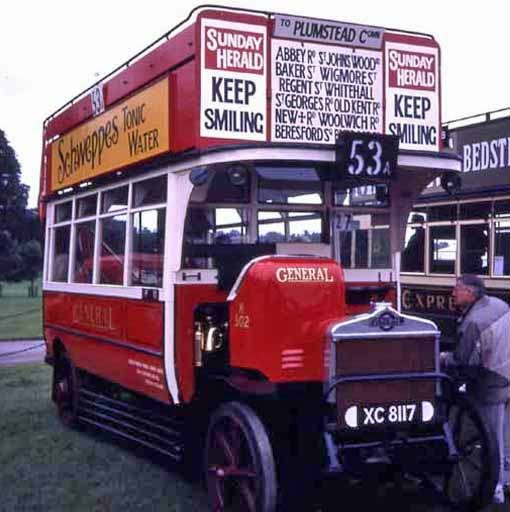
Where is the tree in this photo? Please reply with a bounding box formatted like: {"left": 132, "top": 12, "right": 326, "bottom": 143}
{"left": 0, "top": 129, "right": 29, "bottom": 235}
{"left": 0, "top": 129, "right": 42, "bottom": 286}
{"left": 17, "top": 240, "right": 43, "bottom": 296}
{"left": 0, "top": 230, "right": 21, "bottom": 281}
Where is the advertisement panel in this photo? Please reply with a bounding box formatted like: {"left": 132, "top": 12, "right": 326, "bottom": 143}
{"left": 422, "top": 116, "right": 510, "bottom": 196}
{"left": 384, "top": 42, "right": 440, "bottom": 151}
{"left": 50, "top": 79, "right": 169, "bottom": 192}
{"left": 198, "top": 14, "right": 441, "bottom": 152}
{"left": 200, "top": 18, "right": 267, "bottom": 141}
{"left": 271, "top": 39, "right": 383, "bottom": 144}
{"left": 452, "top": 117, "right": 510, "bottom": 192}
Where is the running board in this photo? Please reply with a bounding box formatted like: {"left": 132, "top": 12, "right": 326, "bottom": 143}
{"left": 77, "top": 387, "right": 184, "bottom": 462}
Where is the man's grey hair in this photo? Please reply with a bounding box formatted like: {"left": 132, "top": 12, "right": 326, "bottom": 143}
{"left": 457, "top": 274, "right": 486, "bottom": 300}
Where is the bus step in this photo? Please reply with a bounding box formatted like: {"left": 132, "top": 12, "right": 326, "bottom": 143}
{"left": 78, "top": 415, "right": 182, "bottom": 461}
{"left": 77, "top": 387, "right": 184, "bottom": 462}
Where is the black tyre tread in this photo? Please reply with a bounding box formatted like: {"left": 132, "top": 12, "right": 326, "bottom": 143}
{"left": 206, "top": 401, "right": 278, "bottom": 512}
{"left": 54, "top": 351, "right": 80, "bottom": 428}
{"left": 446, "top": 395, "right": 499, "bottom": 511}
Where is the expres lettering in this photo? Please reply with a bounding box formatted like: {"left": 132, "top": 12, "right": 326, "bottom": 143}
{"left": 57, "top": 117, "right": 120, "bottom": 184}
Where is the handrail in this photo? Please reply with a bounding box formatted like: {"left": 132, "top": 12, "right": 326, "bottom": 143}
{"left": 444, "top": 106, "right": 510, "bottom": 129}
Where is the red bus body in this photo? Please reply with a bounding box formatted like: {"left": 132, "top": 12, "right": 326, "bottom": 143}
{"left": 39, "top": 7, "right": 483, "bottom": 511}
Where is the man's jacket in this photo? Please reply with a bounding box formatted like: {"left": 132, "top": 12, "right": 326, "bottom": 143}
{"left": 455, "top": 295, "right": 510, "bottom": 403}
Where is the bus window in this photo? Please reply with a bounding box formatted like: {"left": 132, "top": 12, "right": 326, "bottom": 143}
{"left": 258, "top": 211, "right": 285, "bottom": 243}
{"left": 206, "top": 167, "right": 251, "bottom": 203}
{"left": 355, "top": 230, "right": 368, "bottom": 268}
{"left": 429, "top": 225, "right": 456, "bottom": 274}
{"left": 257, "top": 166, "right": 323, "bottom": 205}
{"left": 102, "top": 186, "right": 128, "bottom": 213}
{"left": 339, "top": 231, "right": 352, "bottom": 268}
{"left": 371, "top": 228, "right": 390, "bottom": 268}
{"left": 99, "top": 215, "right": 127, "bottom": 285}
{"left": 402, "top": 222, "right": 425, "bottom": 272}
{"left": 460, "top": 224, "right": 489, "bottom": 275}
{"left": 73, "top": 221, "right": 95, "bottom": 283}
{"left": 257, "top": 211, "right": 322, "bottom": 243}
{"left": 495, "top": 199, "right": 510, "bottom": 218}
{"left": 333, "top": 184, "right": 389, "bottom": 208}
{"left": 133, "top": 176, "right": 167, "bottom": 207}
{"left": 52, "top": 225, "right": 71, "bottom": 282}
{"left": 55, "top": 201, "right": 72, "bottom": 223}
{"left": 132, "top": 209, "right": 165, "bottom": 287}
{"left": 333, "top": 214, "right": 390, "bottom": 269}
{"left": 495, "top": 220, "right": 510, "bottom": 276}
{"left": 184, "top": 207, "right": 248, "bottom": 244}
{"left": 428, "top": 204, "right": 457, "bottom": 222}
{"left": 76, "top": 194, "right": 97, "bottom": 218}
{"left": 459, "top": 201, "right": 491, "bottom": 220}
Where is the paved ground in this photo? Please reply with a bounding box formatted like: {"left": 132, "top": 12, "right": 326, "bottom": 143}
{"left": 0, "top": 340, "right": 45, "bottom": 366}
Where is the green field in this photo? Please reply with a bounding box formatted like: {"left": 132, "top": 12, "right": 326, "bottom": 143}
{"left": 0, "top": 280, "right": 42, "bottom": 340}
{"left": 0, "top": 364, "right": 208, "bottom": 511}
{"left": 0, "top": 364, "right": 505, "bottom": 511}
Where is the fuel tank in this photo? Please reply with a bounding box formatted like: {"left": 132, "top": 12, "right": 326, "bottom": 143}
{"left": 227, "top": 256, "right": 346, "bottom": 383}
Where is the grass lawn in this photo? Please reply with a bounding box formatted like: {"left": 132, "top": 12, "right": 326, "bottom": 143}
{"left": 0, "top": 364, "right": 208, "bottom": 511}
{"left": 0, "top": 365, "right": 504, "bottom": 511}
{"left": 0, "top": 280, "right": 42, "bottom": 340}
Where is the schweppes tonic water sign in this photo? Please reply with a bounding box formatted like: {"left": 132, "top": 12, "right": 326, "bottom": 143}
{"left": 51, "top": 79, "right": 169, "bottom": 191}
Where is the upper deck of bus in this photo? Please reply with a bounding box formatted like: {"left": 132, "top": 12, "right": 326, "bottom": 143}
{"left": 38, "top": 5, "right": 453, "bottom": 216}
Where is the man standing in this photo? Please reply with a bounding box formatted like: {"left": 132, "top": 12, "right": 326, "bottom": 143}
{"left": 442, "top": 274, "right": 510, "bottom": 503}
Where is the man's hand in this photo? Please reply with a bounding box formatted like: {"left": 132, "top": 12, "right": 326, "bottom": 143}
{"left": 440, "top": 351, "right": 455, "bottom": 368}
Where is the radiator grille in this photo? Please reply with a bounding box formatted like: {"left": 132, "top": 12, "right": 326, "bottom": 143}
{"left": 334, "top": 336, "right": 436, "bottom": 417}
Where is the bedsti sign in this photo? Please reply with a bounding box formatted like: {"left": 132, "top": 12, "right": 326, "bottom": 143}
{"left": 199, "top": 14, "right": 440, "bottom": 152}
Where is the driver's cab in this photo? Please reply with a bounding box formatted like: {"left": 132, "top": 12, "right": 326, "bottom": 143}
{"left": 181, "top": 162, "right": 395, "bottom": 311}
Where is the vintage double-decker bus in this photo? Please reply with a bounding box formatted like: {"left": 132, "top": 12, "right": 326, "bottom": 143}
{"left": 39, "top": 6, "right": 497, "bottom": 511}
{"left": 398, "top": 108, "right": 510, "bottom": 346}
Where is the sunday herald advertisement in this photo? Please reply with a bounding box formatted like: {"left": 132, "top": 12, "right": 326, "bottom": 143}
{"left": 384, "top": 42, "right": 440, "bottom": 151}
{"left": 200, "top": 18, "right": 267, "bottom": 141}
{"left": 199, "top": 14, "right": 440, "bottom": 152}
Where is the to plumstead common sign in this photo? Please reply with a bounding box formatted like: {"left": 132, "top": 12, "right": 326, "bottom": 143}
{"left": 199, "top": 13, "right": 440, "bottom": 152}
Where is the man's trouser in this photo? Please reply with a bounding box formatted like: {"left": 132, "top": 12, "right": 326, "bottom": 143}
{"left": 475, "top": 400, "right": 510, "bottom": 489}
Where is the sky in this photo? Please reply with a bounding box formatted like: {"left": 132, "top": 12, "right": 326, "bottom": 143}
{"left": 1, "top": 0, "right": 508, "bottom": 208}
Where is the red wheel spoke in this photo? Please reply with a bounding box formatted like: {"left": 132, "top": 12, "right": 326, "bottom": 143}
{"left": 452, "top": 408, "right": 467, "bottom": 442}
{"left": 219, "top": 466, "right": 257, "bottom": 479}
{"left": 224, "top": 467, "right": 257, "bottom": 478}
{"left": 227, "top": 418, "right": 243, "bottom": 466}
{"left": 205, "top": 404, "right": 276, "bottom": 512}
{"left": 237, "top": 479, "right": 257, "bottom": 512}
{"left": 214, "top": 430, "right": 236, "bottom": 466}
{"left": 212, "top": 479, "right": 226, "bottom": 511}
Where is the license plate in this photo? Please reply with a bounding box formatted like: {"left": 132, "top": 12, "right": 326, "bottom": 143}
{"left": 344, "top": 401, "right": 434, "bottom": 428}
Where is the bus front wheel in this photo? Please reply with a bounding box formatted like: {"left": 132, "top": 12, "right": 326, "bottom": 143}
{"left": 204, "top": 401, "right": 277, "bottom": 512}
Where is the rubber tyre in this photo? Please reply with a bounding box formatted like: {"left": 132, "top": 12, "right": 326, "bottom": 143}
{"left": 53, "top": 352, "right": 80, "bottom": 428}
{"left": 205, "top": 401, "right": 277, "bottom": 512}
{"left": 434, "top": 396, "right": 499, "bottom": 511}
